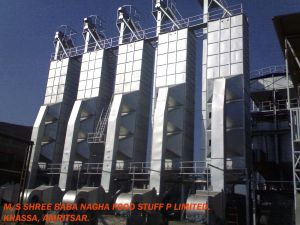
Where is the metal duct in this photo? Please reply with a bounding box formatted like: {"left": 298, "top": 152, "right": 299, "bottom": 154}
{"left": 211, "top": 78, "right": 225, "bottom": 192}
{"left": 63, "top": 186, "right": 106, "bottom": 204}
{"left": 101, "top": 94, "right": 123, "bottom": 192}
{"left": 23, "top": 185, "right": 63, "bottom": 204}
{"left": 149, "top": 87, "right": 169, "bottom": 195}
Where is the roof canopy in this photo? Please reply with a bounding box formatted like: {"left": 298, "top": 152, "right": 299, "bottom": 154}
{"left": 273, "top": 12, "right": 300, "bottom": 85}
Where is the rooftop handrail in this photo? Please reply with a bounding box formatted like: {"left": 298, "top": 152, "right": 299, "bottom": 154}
{"left": 250, "top": 65, "right": 286, "bottom": 78}
{"left": 50, "top": 3, "right": 242, "bottom": 60}
{"left": 251, "top": 98, "right": 299, "bottom": 112}
{"left": 40, "top": 159, "right": 247, "bottom": 176}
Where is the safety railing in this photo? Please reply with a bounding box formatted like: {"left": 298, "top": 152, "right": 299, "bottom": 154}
{"left": 251, "top": 98, "right": 299, "bottom": 112}
{"left": 128, "top": 160, "right": 182, "bottom": 174}
{"left": 82, "top": 161, "right": 129, "bottom": 174}
{"left": 39, "top": 162, "right": 82, "bottom": 174}
{"left": 39, "top": 160, "right": 213, "bottom": 176}
{"left": 250, "top": 65, "right": 285, "bottom": 78}
{"left": 129, "top": 162, "right": 151, "bottom": 174}
{"left": 51, "top": 4, "right": 242, "bottom": 60}
{"left": 46, "top": 163, "right": 62, "bottom": 174}
{"left": 82, "top": 163, "right": 103, "bottom": 174}
{"left": 179, "top": 161, "right": 210, "bottom": 175}
{"left": 39, "top": 159, "right": 248, "bottom": 181}
{"left": 291, "top": 108, "right": 300, "bottom": 142}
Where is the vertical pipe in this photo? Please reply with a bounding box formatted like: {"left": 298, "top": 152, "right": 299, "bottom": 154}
{"left": 203, "top": 0, "right": 209, "bottom": 23}
{"left": 201, "top": 0, "right": 209, "bottom": 162}
{"left": 252, "top": 171, "right": 257, "bottom": 225}
{"left": 84, "top": 32, "right": 91, "bottom": 53}
{"left": 286, "top": 37, "right": 298, "bottom": 224}
{"left": 118, "top": 21, "right": 126, "bottom": 45}
{"left": 211, "top": 78, "right": 225, "bottom": 192}
{"left": 156, "top": 10, "right": 163, "bottom": 35}
{"left": 285, "top": 39, "right": 291, "bottom": 110}
{"left": 20, "top": 143, "right": 33, "bottom": 205}
{"left": 54, "top": 37, "right": 61, "bottom": 61}
{"left": 298, "top": 111, "right": 300, "bottom": 141}
{"left": 273, "top": 89, "right": 279, "bottom": 164}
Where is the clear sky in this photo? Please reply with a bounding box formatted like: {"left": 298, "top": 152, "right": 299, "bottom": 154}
{"left": 0, "top": 0, "right": 300, "bottom": 126}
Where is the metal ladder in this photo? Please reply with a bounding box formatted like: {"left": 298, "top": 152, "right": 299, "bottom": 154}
{"left": 87, "top": 97, "right": 113, "bottom": 143}
{"left": 18, "top": 143, "right": 33, "bottom": 205}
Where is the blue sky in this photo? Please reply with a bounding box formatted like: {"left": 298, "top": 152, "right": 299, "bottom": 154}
{"left": 0, "top": 0, "right": 300, "bottom": 126}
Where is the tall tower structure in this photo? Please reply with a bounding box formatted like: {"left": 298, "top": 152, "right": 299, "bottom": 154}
{"left": 58, "top": 16, "right": 116, "bottom": 191}
{"left": 17, "top": 2, "right": 252, "bottom": 224}
{"left": 149, "top": 0, "right": 196, "bottom": 195}
{"left": 199, "top": 0, "right": 250, "bottom": 224}
{"left": 100, "top": 6, "right": 155, "bottom": 193}
{"left": 28, "top": 26, "right": 82, "bottom": 189}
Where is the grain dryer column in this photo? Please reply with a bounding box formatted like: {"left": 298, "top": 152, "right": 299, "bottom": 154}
{"left": 204, "top": 13, "right": 250, "bottom": 195}
{"left": 150, "top": 0, "right": 196, "bottom": 195}
{"left": 200, "top": 1, "right": 250, "bottom": 223}
{"left": 28, "top": 26, "right": 81, "bottom": 188}
{"left": 100, "top": 6, "right": 155, "bottom": 193}
{"left": 58, "top": 16, "right": 116, "bottom": 191}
